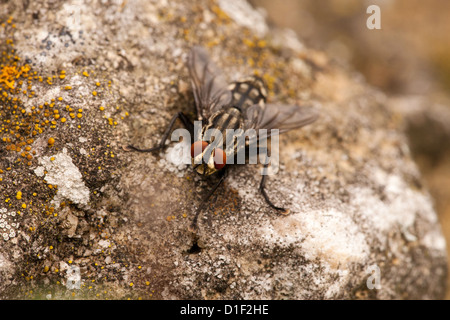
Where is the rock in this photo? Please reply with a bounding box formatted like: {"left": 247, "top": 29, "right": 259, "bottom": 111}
{"left": 0, "top": 0, "right": 446, "bottom": 299}
{"left": 388, "top": 95, "right": 450, "bottom": 163}
{"left": 64, "top": 212, "right": 78, "bottom": 238}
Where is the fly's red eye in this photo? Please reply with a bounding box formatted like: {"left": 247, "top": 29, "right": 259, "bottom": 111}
{"left": 213, "top": 148, "right": 226, "bottom": 170}
{"left": 191, "top": 141, "right": 209, "bottom": 158}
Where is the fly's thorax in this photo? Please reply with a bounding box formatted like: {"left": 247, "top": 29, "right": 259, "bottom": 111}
{"left": 191, "top": 107, "right": 244, "bottom": 176}
{"left": 202, "top": 107, "right": 244, "bottom": 155}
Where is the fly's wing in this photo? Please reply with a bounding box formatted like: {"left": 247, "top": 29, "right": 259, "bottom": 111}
{"left": 187, "top": 46, "right": 232, "bottom": 120}
{"left": 245, "top": 102, "right": 319, "bottom": 139}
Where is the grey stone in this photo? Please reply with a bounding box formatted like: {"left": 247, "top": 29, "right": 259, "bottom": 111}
{"left": 0, "top": 0, "right": 446, "bottom": 299}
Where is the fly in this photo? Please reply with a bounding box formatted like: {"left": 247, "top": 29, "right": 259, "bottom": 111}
{"left": 125, "top": 46, "right": 319, "bottom": 232}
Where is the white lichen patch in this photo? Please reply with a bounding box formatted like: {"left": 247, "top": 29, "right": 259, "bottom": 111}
{"left": 349, "top": 168, "right": 440, "bottom": 250}
{"left": 0, "top": 208, "right": 18, "bottom": 242}
{"left": 270, "top": 28, "right": 306, "bottom": 53}
{"left": 422, "top": 230, "right": 447, "bottom": 252}
{"left": 25, "top": 86, "right": 61, "bottom": 111}
{"left": 34, "top": 148, "right": 90, "bottom": 207}
{"left": 165, "top": 141, "right": 191, "bottom": 167}
{"left": 154, "top": 141, "right": 191, "bottom": 177}
{"left": 217, "top": 0, "right": 268, "bottom": 37}
{"left": 259, "top": 207, "right": 370, "bottom": 269}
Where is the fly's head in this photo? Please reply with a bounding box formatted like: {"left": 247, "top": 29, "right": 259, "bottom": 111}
{"left": 191, "top": 140, "right": 226, "bottom": 177}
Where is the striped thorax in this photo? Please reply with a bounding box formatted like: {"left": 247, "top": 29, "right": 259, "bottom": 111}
{"left": 192, "top": 107, "right": 244, "bottom": 176}
{"left": 191, "top": 77, "right": 266, "bottom": 176}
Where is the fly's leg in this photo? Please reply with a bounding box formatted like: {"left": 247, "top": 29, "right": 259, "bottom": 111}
{"left": 189, "top": 168, "right": 228, "bottom": 233}
{"left": 259, "top": 162, "right": 290, "bottom": 214}
{"left": 124, "top": 112, "right": 194, "bottom": 152}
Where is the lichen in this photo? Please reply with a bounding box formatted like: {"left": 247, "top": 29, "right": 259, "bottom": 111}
{"left": 34, "top": 148, "right": 90, "bottom": 207}
{"left": 0, "top": 207, "right": 18, "bottom": 241}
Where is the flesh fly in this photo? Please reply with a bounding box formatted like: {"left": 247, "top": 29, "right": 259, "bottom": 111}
{"left": 126, "top": 46, "right": 319, "bottom": 231}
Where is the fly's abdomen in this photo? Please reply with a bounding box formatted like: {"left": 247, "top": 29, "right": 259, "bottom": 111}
{"left": 229, "top": 76, "right": 267, "bottom": 111}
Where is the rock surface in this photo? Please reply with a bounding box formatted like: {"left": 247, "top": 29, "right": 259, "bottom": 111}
{"left": 0, "top": 0, "right": 446, "bottom": 299}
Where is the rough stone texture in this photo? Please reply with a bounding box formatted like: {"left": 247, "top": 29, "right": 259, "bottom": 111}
{"left": 0, "top": 0, "right": 446, "bottom": 299}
